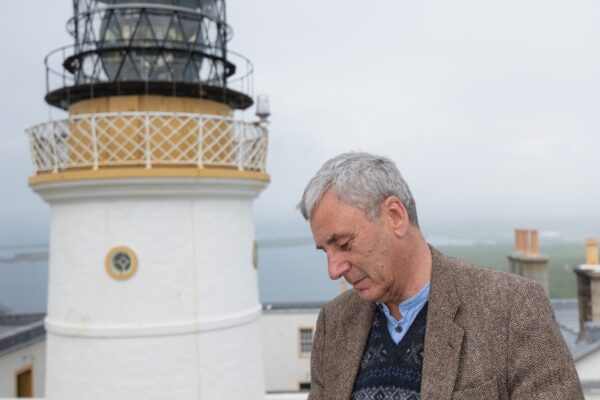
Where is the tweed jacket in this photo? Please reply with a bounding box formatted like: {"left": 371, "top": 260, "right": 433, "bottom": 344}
{"left": 308, "top": 248, "right": 583, "bottom": 400}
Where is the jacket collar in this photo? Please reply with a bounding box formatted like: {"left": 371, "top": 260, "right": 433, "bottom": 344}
{"left": 420, "top": 247, "right": 465, "bottom": 400}
{"left": 335, "top": 297, "right": 376, "bottom": 399}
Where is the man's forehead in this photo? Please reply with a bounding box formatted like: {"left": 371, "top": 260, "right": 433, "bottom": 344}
{"left": 311, "top": 189, "right": 364, "bottom": 219}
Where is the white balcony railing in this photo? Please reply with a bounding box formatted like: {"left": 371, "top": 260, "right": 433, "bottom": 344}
{"left": 27, "top": 112, "right": 268, "bottom": 175}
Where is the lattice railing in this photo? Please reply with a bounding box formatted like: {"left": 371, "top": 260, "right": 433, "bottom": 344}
{"left": 27, "top": 112, "right": 268, "bottom": 174}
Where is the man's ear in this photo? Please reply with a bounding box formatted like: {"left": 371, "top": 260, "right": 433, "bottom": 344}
{"left": 381, "top": 196, "right": 410, "bottom": 237}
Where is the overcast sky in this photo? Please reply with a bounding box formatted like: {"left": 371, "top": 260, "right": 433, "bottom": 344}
{"left": 1, "top": 0, "right": 599, "bottom": 247}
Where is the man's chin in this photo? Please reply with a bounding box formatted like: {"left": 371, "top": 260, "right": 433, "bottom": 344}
{"left": 354, "top": 287, "right": 380, "bottom": 302}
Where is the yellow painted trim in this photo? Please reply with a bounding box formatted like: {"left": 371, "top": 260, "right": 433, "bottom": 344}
{"left": 29, "top": 168, "right": 270, "bottom": 186}
{"left": 105, "top": 246, "right": 139, "bottom": 281}
{"left": 14, "top": 364, "right": 34, "bottom": 397}
{"left": 69, "top": 95, "right": 232, "bottom": 116}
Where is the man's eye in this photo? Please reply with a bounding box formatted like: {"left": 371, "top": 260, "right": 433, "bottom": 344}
{"left": 340, "top": 242, "right": 350, "bottom": 251}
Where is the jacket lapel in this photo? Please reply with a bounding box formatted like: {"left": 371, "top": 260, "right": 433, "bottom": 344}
{"left": 334, "top": 298, "right": 375, "bottom": 399}
{"left": 421, "top": 248, "right": 464, "bottom": 400}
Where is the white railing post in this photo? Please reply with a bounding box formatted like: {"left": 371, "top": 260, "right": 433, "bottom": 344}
{"left": 262, "top": 125, "right": 269, "bottom": 173}
{"left": 145, "top": 113, "right": 152, "bottom": 169}
{"left": 91, "top": 114, "right": 98, "bottom": 170}
{"left": 237, "top": 120, "right": 244, "bottom": 171}
{"left": 197, "top": 115, "right": 204, "bottom": 168}
{"left": 51, "top": 122, "right": 59, "bottom": 173}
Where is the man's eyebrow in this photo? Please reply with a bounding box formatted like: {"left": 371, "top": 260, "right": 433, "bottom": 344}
{"left": 315, "top": 233, "right": 350, "bottom": 250}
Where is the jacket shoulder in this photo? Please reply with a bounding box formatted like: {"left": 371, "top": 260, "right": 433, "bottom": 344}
{"left": 436, "top": 251, "right": 546, "bottom": 302}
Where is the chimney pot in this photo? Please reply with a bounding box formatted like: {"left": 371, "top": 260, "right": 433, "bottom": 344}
{"left": 530, "top": 230, "right": 539, "bottom": 255}
{"left": 515, "top": 229, "right": 526, "bottom": 253}
{"left": 523, "top": 229, "right": 530, "bottom": 254}
{"left": 586, "top": 238, "right": 599, "bottom": 265}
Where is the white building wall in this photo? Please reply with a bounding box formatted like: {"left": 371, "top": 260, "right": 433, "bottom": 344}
{"left": 583, "top": 390, "right": 600, "bottom": 400}
{"left": 576, "top": 350, "right": 600, "bottom": 381}
{"left": 576, "top": 350, "right": 600, "bottom": 400}
{"left": 262, "top": 311, "right": 319, "bottom": 392}
{"left": 0, "top": 340, "right": 45, "bottom": 398}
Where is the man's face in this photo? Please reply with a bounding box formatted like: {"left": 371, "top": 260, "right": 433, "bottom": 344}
{"left": 310, "top": 190, "right": 397, "bottom": 303}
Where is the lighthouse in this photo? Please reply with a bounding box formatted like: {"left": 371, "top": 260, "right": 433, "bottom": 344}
{"left": 26, "top": 1, "right": 269, "bottom": 399}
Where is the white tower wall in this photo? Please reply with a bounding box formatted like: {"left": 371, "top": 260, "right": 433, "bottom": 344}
{"left": 35, "top": 177, "right": 267, "bottom": 400}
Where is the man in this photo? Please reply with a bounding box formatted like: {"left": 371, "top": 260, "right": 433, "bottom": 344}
{"left": 298, "top": 152, "right": 582, "bottom": 400}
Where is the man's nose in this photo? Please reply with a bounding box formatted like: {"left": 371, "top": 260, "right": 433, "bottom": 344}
{"left": 327, "top": 252, "right": 350, "bottom": 280}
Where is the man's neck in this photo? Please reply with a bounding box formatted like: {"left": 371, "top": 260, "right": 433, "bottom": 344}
{"left": 386, "top": 234, "right": 432, "bottom": 320}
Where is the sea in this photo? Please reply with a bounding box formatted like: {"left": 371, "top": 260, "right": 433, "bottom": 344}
{"left": 0, "top": 236, "right": 587, "bottom": 313}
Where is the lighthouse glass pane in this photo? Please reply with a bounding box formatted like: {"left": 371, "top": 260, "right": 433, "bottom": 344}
{"left": 132, "top": 13, "right": 157, "bottom": 45}
{"left": 138, "top": 54, "right": 159, "bottom": 81}
{"left": 202, "top": 0, "right": 219, "bottom": 19}
{"left": 180, "top": 16, "right": 201, "bottom": 44}
{"left": 102, "top": 12, "right": 122, "bottom": 45}
{"left": 169, "top": 56, "right": 189, "bottom": 81}
{"left": 119, "top": 54, "right": 142, "bottom": 81}
{"left": 116, "top": 11, "right": 137, "bottom": 41}
{"left": 151, "top": 54, "right": 172, "bottom": 80}
{"left": 148, "top": 13, "right": 173, "bottom": 42}
{"left": 99, "top": 51, "right": 123, "bottom": 81}
{"left": 165, "top": 15, "right": 185, "bottom": 44}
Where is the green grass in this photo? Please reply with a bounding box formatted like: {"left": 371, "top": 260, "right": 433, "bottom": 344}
{"left": 437, "top": 242, "right": 585, "bottom": 299}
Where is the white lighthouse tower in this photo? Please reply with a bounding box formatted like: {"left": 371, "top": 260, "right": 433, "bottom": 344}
{"left": 26, "top": 1, "right": 269, "bottom": 398}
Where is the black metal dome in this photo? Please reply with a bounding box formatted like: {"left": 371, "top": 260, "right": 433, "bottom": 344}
{"left": 45, "top": 0, "right": 253, "bottom": 110}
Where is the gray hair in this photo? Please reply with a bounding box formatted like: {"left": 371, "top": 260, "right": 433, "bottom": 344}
{"left": 298, "top": 152, "right": 419, "bottom": 226}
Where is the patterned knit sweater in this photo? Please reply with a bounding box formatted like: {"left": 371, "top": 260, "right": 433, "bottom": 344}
{"left": 351, "top": 303, "right": 428, "bottom": 400}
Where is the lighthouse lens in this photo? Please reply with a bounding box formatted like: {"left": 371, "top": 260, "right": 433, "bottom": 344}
{"left": 97, "top": 6, "right": 207, "bottom": 83}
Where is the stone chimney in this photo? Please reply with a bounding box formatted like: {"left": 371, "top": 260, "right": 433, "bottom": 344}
{"left": 507, "top": 228, "right": 549, "bottom": 294}
{"left": 574, "top": 238, "right": 600, "bottom": 342}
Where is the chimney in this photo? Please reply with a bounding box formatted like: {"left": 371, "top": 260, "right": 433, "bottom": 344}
{"left": 586, "top": 238, "right": 599, "bottom": 265}
{"left": 507, "top": 228, "right": 549, "bottom": 294}
{"left": 530, "top": 229, "right": 539, "bottom": 254}
{"left": 574, "top": 238, "right": 600, "bottom": 342}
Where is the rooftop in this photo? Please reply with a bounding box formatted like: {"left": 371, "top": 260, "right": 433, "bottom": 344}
{"left": 263, "top": 301, "right": 326, "bottom": 314}
{"left": 0, "top": 313, "right": 46, "bottom": 357}
{"left": 551, "top": 299, "right": 600, "bottom": 361}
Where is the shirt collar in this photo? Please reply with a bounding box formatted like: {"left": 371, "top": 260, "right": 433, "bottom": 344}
{"left": 376, "top": 281, "right": 430, "bottom": 316}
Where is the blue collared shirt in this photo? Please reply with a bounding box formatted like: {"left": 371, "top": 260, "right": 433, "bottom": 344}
{"left": 376, "top": 282, "right": 430, "bottom": 344}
